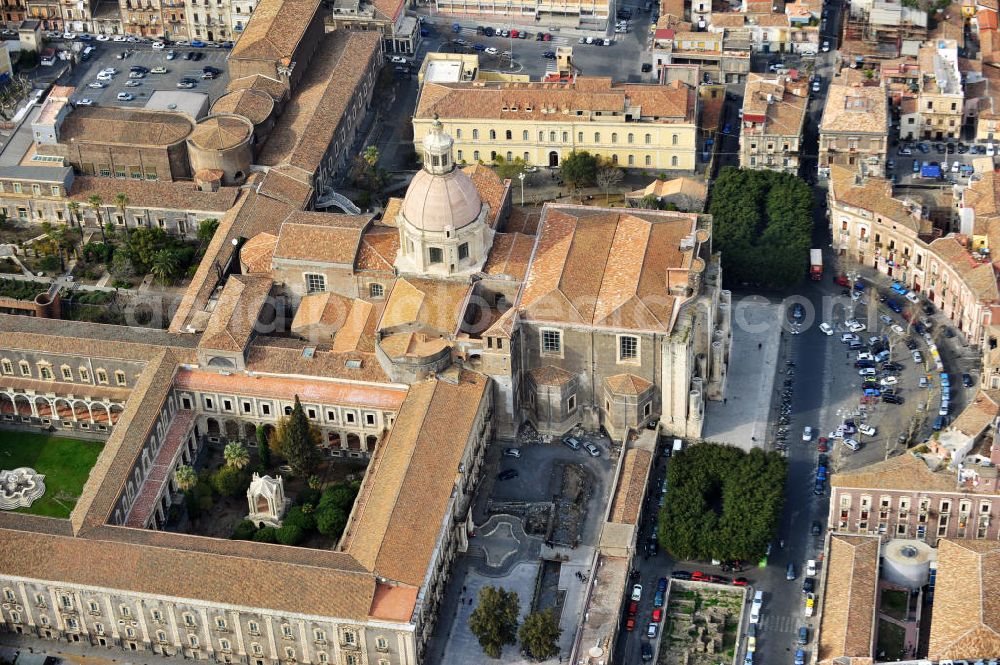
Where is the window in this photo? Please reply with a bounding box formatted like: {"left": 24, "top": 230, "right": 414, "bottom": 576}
{"left": 60, "top": 366, "right": 73, "bottom": 380}
{"left": 671, "top": 156, "right": 678, "bottom": 167}
{"left": 522, "top": 130, "right": 529, "bottom": 140}
{"left": 472, "top": 129, "right": 479, "bottom": 140}
{"left": 19, "top": 361, "right": 30, "bottom": 377}
{"left": 305, "top": 273, "right": 326, "bottom": 293}
{"left": 248, "top": 621, "right": 260, "bottom": 636}
{"left": 115, "top": 370, "right": 127, "bottom": 386}
{"left": 428, "top": 247, "right": 443, "bottom": 264}
{"left": 505, "top": 130, "right": 512, "bottom": 140}
{"left": 375, "top": 637, "right": 389, "bottom": 650}
{"left": 568, "top": 395, "right": 576, "bottom": 411}
{"left": 12, "top": 182, "right": 21, "bottom": 193}
{"left": 318, "top": 653, "right": 329, "bottom": 663}
{"left": 242, "top": 401, "right": 252, "bottom": 414}
{"left": 346, "top": 656, "right": 357, "bottom": 665}
{"left": 251, "top": 643, "right": 263, "bottom": 655}
{"left": 594, "top": 132, "right": 601, "bottom": 143}
{"left": 541, "top": 329, "right": 562, "bottom": 355}
{"left": 611, "top": 133, "right": 618, "bottom": 144}
{"left": 285, "top": 648, "right": 296, "bottom": 660}
{"left": 619, "top": 335, "right": 639, "bottom": 362}
{"left": 39, "top": 365, "right": 52, "bottom": 380}
{"left": 156, "top": 630, "right": 166, "bottom": 643}
{"left": 215, "top": 617, "right": 227, "bottom": 630}
{"left": 489, "top": 130, "right": 496, "bottom": 140}
{"left": 645, "top": 133, "right": 652, "bottom": 145}
{"left": 1, "top": 359, "right": 11, "bottom": 374}
{"left": 458, "top": 242, "right": 469, "bottom": 261}
{"left": 119, "top": 605, "right": 131, "bottom": 617}
{"left": 151, "top": 609, "right": 162, "bottom": 622}
{"left": 78, "top": 368, "right": 89, "bottom": 382}
{"left": 645, "top": 155, "right": 651, "bottom": 166}
{"left": 314, "top": 629, "right": 326, "bottom": 642}
{"left": 50, "top": 186, "right": 60, "bottom": 196}
{"left": 183, "top": 613, "right": 196, "bottom": 627}
{"left": 145, "top": 168, "right": 158, "bottom": 181}
{"left": 671, "top": 134, "right": 678, "bottom": 145}
{"left": 96, "top": 368, "right": 107, "bottom": 383}
{"left": 189, "top": 635, "right": 199, "bottom": 649}
{"left": 220, "top": 639, "right": 231, "bottom": 651}
{"left": 370, "top": 283, "right": 384, "bottom": 298}
{"left": 281, "top": 624, "right": 293, "bottom": 638}
{"left": 67, "top": 618, "right": 78, "bottom": 630}
{"left": 628, "top": 155, "right": 634, "bottom": 166}
{"left": 98, "top": 164, "right": 111, "bottom": 177}
{"left": 628, "top": 133, "right": 634, "bottom": 144}
{"left": 261, "top": 404, "right": 271, "bottom": 416}
{"left": 115, "top": 165, "right": 127, "bottom": 179}
{"left": 344, "top": 631, "right": 356, "bottom": 645}
{"left": 455, "top": 128, "right": 462, "bottom": 139}
{"left": 2, "top": 588, "right": 13, "bottom": 602}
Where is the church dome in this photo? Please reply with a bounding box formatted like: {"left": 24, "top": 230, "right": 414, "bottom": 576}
{"left": 401, "top": 167, "right": 483, "bottom": 232}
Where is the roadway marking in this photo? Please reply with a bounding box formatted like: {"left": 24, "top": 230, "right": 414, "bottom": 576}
{"left": 758, "top": 612, "right": 800, "bottom": 634}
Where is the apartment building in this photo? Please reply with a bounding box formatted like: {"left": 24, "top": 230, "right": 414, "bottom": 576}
{"left": 431, "top": 0, "right": 611, "bottom": 30}
{"left": 900, "top": 40, "right": 965, "bottom": 140}
{"left": 414, "top": 75, "right": 700, "bottom": 172}
{"left": 739, "top": 73, "right": 809, "bottom": 174}
{"left": 660, "top": 17, "right": 752, "bottom": 84}
{"left": 819, "top": 82, "right": 889, "bottom": 179}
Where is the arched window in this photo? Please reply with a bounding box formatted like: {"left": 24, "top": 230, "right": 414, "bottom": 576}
{"left": 472, "top": 129, "right": 479, "bottom": 140}
{"left": 672, "top": 134, "right": 678, "bottom": 145}
{"left": 489, "top": 129, "right": 496, "bottom": 140}
{"left": 506, "top": 151, "right": 513, "bottom": 160}
{"left": 671, "top": 156, "right": 678, "bottom": 166}
{"left": 370, "top": 283, "right": 384, "bottom": 298}
{"left": 455, "top": 128, "right": 462, "bottom": 139}
{"left": 628, "top": 133, "right": 634, "bottom": 144}
{"left": 645, "top": 155, "right": 652, "bottom": 166}
{"left": 645, "top": 133, "right": 652, "bottom": 145}
{"left": 594, "top": 132, "right": 601, "bottom": 143}
{"left": 549, "top": 131, "right": 556, "bottom": 142}
{"left": 627, "top": 155, "right": 634, "bottom": 165}
{"left": 538, "top": 131, "right": 544, "bottom": 142}
{"left": 612, "top": 154, "right": 618, "bottom": 164}
{"left": 561, "top": 131, "right": 568, "bottom": 142}
{"left": 522, "top": 130, "right": 529, "bottom": 140}
{"left": 611, "top": 133, "right": 618, "bottom": 144}
{"left": 505, "top": 130, "right": 512, "bottom": 140}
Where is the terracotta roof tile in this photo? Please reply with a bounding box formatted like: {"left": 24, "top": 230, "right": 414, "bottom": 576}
{"left": 604, "top": 373, "right": 653, "bottom": 396}
{"left": 609, "top": 448, "right": 653, "bottom": 524}
{"left": 369, "top": 583, "right": 418, "bottom": 622}
{"left": 484, "top": 306, "right": 518, "bottom": 338}
{"left": 927, "top": 539, "right": 1000, "bottom": 660}
{"left": 820, "top": 83, "right": 889, "bottom": 135}
{"left": 210, "top": 88, "right": 275, "bottom": 125}
{"left": 817, "top": 534, "right": 880, "bottom": 663}
{"left": 355, "top": 224, "right": 399, "bottom": 272}
{"left": 483, "top": 232, "right": 536, "bottom": 281}
{"left": 69, "top": 176, "right": 239, "bottom": 213}
{"left": 520, "top": 205, "right": 703, "bottom": 332}
{"left": 379, "top": 277, "right": 471, "bottom": 335}
{"left": 0, "top": 376, "right": 130, "bottom": 403}
{"left": 830, "top": 452, "right": 965, "bottom": 492}
{"left": 416, "top": 78, "right": 696, "bottom": 124}
{"left": 341, "top": 372, "right": 489, "bottom": 585}
{"left": 174, "top": 367, "right": 406, "bottom": 411}
{"left": 462, "top": 163, "right": 509, "bottom": 229}
{"left": 199, "top": 274, "right": 273, "bottom": 353}
{"left": 742, "top": 73, "right": 809, "bottom": 138}
{"left": 229, "top": 0, "right": 320, "bottom": 62}
{"left": 246, "top": 337, "right": 388, "bottom": 383}
{"left": 257, "top": 165, "right": 314, "bottom": 208}
{"left": 257, "top": 31, "right": 381, "bottom": 175}
{"left": 529, "top": 364, "right": 574, "bottom": 386}
{"left": 0, "top": 315, "right": 197, "bottom": 358}
{"left": 240, "top": 232, "right": 278, "bottom": 273}
{"left": 188, "top": 114, "right": 253, "bottom": 151}
{"left": 57, "top": 106, "right": 193, "bottom": 147}
{"left": 226, "top": 74, "right": 288, "bottom": 101}
{"left": 627, "top": 176, "right": 707, "bottom": 203}
{"left": 0, "top": 522, "right": 377, "bottom": 620}
{"left": 273, "top": 212, "right": 371, "bottom": 265}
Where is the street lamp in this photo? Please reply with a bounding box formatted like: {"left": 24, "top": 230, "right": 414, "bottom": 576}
{"left": 518, "top": 171, "right": 525, "bottom": 205}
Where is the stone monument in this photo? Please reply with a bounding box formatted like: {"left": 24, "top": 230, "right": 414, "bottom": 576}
{"left": 246, "top": 473, "right": 287, "bottom": 527}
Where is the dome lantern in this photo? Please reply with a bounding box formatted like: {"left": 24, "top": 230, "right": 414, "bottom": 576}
{"left": 422, "top": 115, "right": 454, "bottom": 175}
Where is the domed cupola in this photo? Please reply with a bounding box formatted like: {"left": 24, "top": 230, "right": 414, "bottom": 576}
{"left": 395, "top": 116, "right": 494, "bottom": 279}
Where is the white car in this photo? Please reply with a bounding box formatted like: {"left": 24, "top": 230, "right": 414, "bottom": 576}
{"left": 988, "top": 143, "right": 997, "bottom": 157}
{"left": 821, "top": 40, "right": 830, "bottom": 51}
{"left": 166, "top": 50, "right": 176, "bottom": 59}
{"left": 912, "top": 350, "right": 924, "bottom": 363}
{"left": 96, "top": 72, "right": 114, "bottom": 81}
{"left": 116, "top": 92, "right": 134, "bottom": 101}
{"left": 806, "top": 559, "right": 817, "bottom": 576}
{"left": 857, "top": 352, "right": 873, "bottom": 361}
{"left": 96, "top": 34, "right": 110, "bottom": 41}
{"left": 62, "top": 31, "right": 77, "bottom": 39}
{"left": 879, "top": 315, "right": 893, "bottom": 325}
{"left": 802, "top": 426, "right": 813, "bottom": 442}
{"left": 819, "top": 322, "right": 833, "bottom": 336}
{"left": 891, "top": 324, "right": 904, "bottom": 335}
{"left": 484, "top": 47, "right": 498, "bottom": 55}
{"left": 841, "top": 333, "right": 860, "bottom": 344}
{"left": 87, "top": 81, "right": 107, "bottom": 89}
{"left": 124, "top": 79, "right": 141, "bottom": 87}
{"left": 858, "top": 368, "right": 876, "bottom": 376}
{"left": 390, "top": 55, "right": 407, "bottom": 64}
{"left": 848, "top": 321, "right": 867, "bottom": 333}
{"left": 100, "top": 67, "right": 119, "bottom": 75}
{"left": 881, "top": 376, "right": 898, "bottom": 387}
{"left": 151, "top": 41, "right": 165, "bottom": 49}
{"left": 905, "top": 292, "right": 920, "bottom": 304}
{"left": 859, "top": 424, "right": 876, "bottom": 436}
{"left": 631, "top": 584, "right": 642, "bottom": 602}
{"left": 75, "top": 98, "right": 94, "bottom": 106}
{"left": 113, "top": 35, "right": 127, "bottom": 42}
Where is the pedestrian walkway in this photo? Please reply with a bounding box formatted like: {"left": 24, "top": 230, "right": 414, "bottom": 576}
{"left": 702, "top": 298, "right": 783, "bottom": 449}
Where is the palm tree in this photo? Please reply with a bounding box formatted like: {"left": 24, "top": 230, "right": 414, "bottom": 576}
{"left": 67, "top": 200, "right": 82, "bottom": 236}
{"left": 113, "top": 193, "right": 130, "bottom": 239}
{"left": 87, "top": 195, "right": 106, "bottom": 244}
{"left": 224, "top": 442, "right": 250, "bottom": 470}
{"left": 174, "top": 465, "right": 197, "bottom": 491}
{"left": 150, "top": 249, "right": 178, "bottom": 285}
{"left": 363, "top": 145, "right": 379, "bottom": 169}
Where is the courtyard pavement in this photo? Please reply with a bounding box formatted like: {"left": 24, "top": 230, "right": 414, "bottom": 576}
{"left": 702, "top": 296, "right": 784, "bottom": 449}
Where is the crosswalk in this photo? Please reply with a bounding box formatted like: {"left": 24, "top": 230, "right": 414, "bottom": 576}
{"left": 758, "top": 612, "right": 800, "bottom": 634}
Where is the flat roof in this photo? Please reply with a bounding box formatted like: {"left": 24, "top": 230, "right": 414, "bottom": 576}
{"left": 425, "top": 60, "right": 464, "bottom": 83}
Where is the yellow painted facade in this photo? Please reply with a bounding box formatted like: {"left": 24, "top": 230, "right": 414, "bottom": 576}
{"left": 413, "top": 117, "right": 698, "bottom": 171}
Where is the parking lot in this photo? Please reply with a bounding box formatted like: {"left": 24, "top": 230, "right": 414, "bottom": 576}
{"left": 886, "top": 140, "right": 995, "bottom": 186}
{"left": 63, "top": 44, "right": 230, "bottom": 107}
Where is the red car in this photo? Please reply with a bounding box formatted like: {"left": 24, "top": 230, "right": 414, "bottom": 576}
{"left": 652, "top": 608, "right": 663, "bottom": 622}
{"left": 732, "top": 577, "right": 750, "bottom": 587}
{"left": 691, "top": 571, "right": 708, "bottom": 581}
{"left": 625, "top": 616, "right": 636, "bottom": 631}
{"left": 834, "top": 274, "right": 849, "bottom": 287}
{"left": 542, "top": 32, "right": 552, "bottom": 40}
{"left": 817, "top": 437, "right": 829, "bottom": 453}
{"left": 628, "top": 601, "right": 638, "bottom": 616}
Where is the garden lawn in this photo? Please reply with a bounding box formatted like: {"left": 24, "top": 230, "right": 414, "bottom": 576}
{"left": 0, "top": 431, "right": 104, "bottom": 517}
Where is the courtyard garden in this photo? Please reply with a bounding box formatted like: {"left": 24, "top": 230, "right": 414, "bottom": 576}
{"left": 0, "top": 431, "right": 104, "bottom": 518}
{"left": 659, "top": 582, "right": 746, "bottom": 665}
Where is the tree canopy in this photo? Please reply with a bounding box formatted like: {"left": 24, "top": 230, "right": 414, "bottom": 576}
{"left": 273, "top": 396, "right": 322, "bottom": 476}
{"left": 560, "top": 151, "right": 599, "bottom": 190}
{"left": 658, "top": 442, "right": 786, "bottom": 562}
{"left": 519, "top": 609, "right": 561, "bottom": 660}
{"left": 469, "top": 586, "right": 520, "bottom": 658}
{"left": 708, "top": 167, "right": 814, "bottom": 288}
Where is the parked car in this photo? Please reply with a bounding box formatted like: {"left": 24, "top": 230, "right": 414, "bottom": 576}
{"left": 859, "top": 424, "right": 876, "bottom": 436}
{"left": 818, "top": 322, "right": 833, "bottom": 335}
{"left": 802, "top": 577, "right": 815, "bottom": 593}
{"left": 795, "top": 648, "right": 806, "bottom": 665}
{"left": 811, "top": 520, "right": 822, "bottom": 536}
{"left": 116, "top": 92, "right": 134, "bottom": 101}
{"left": 806, "top": 559, "right": 817, "bottom": 576}
{"left": 497, "top": 469, "right": 518, "bottom": 480}
{"left": 963, "top": 373, "right": 975, "bottom": 388}
{"left": 802, "top": 426, "right": 813, "bottom": 441}
{"left": 883, "top": 393, "right": 904, "bottom": 404}
{"left": 583, "top": 442, "right": 601, "bottom": 457}
{"left": 631, "top": 584, "right": 642, "bottom": 601}
{"left": 503, "top": 448, "right": 521, "bottom": 458}
{"left": 671, "top": 570, "right": 692, "bottom": 580}
{"left": 786, "top": 563, "right": 796, "bottom": 580}
{"left": 798, "top": 626, "right": 809, "bottom": 645}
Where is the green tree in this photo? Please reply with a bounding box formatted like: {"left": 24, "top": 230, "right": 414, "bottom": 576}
{"left": 315, "top": 505, "right": 347, "bottom": 537}
{"left": 114, "top": 192, "right": 130, "bottom": 238}
{"left": 151, "top": 248, "right": 179, "bottom": 285}
{"left": 224, "top": 442, "right": 250, "bottom": 469}
{"left": 637, "top": 193, "right": 663, "bottom": 210}
{"left": 108, "top": 251, "right": 135, "bottom": 281}
{"left": 468, "top": 586, "right": 520, "bottom": 658}
{"left": 126, "top": 226, "right": 169, "bottom": 272}
{"left": 67, "top": 200, "right": 82, "bottom": 237}
{"left": 273, "top": 395, "right": 322, "bottom": 476}
{"left": 212, "top": 466, "right": 248, "bottom": 497}
{"left": 276, "top": 523, "right": 305, "bottom": 546}
{"left": 197, "top": 218, "right": 220, "bottom": 247}
{"left": 363, "top": 145, "right": 380, "bottom": 169}
{"left": 230, "top": 519, "right": 258, "bottom": 540}
{"left": 253, "top": 526, "right": 278, "bottom": 543}
{"left": 492, "top": 155, "right": 531, "bottom": 180}
{"left": 87, "top": 195, "right": 107, "bottom": 244}
{"left": 560, "top": 150, "right": 599, "bottom": 193}
{"left": 519, "top": 609, "right": 561, "bottom": 661}
{"left": 256, "top": 424, "right": 272, "bottom": 471}
{"left": 174, "top": 464, "right": 197, "bottom": 491}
